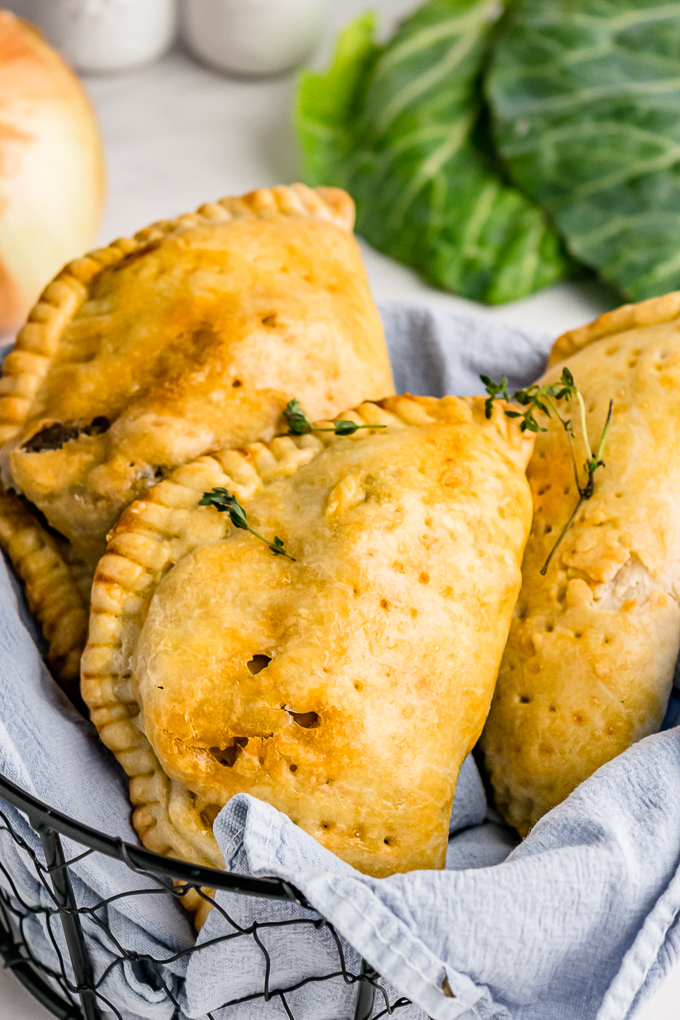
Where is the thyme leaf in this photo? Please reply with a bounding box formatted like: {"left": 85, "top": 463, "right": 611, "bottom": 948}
{"left": 481, "top": 374, "right": 510, "bottom": 420}
{"left": 199, "top": 487, "right": 296, "bottom": 561}
{"left": 481, "top": 372, "right": 613, "bottom": 575}
{"left": 284, "top": 398, "right": 386, "bottom": 437}
{"left": 282, "top": 399, "right": 310, "bottom": 436}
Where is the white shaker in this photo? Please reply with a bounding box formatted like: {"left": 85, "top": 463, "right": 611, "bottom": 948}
{"left": 32, "top": 0, "right": 177, "bottom": 74}
{"left": 180, "top": 0, "right": 330, "bottom": 77}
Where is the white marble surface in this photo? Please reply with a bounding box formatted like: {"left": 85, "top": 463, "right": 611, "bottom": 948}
{"left": 0, "top": 2, "right": 678, "bottom": 1017}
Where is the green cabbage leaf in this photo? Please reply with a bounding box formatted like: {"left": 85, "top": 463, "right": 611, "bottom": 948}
{"left": 489, "top": 0, "right": 680, "bottom": 302}
{"left": 295, "top": 0, "right": 574, "bottom": 305}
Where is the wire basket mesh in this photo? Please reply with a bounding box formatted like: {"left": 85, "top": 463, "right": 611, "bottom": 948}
{"left": 0, "top": 774, "right": 411, "bottom": 1020}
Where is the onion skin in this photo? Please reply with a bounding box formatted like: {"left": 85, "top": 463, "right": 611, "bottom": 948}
{"left": 0, "top": 12, "right": 105, "bottom": 332}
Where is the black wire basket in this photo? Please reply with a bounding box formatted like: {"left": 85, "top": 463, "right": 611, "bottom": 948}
{"left": 0, "top": 773, "right": 411, "bottom": 1020}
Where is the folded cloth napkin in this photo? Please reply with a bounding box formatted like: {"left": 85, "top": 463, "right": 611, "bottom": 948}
{"left": 0, "top": 302, "right": 678, "bottom": 1020}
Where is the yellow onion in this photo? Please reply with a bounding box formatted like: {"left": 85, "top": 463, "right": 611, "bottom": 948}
{"left": 0, "top": 11, "right": 104, "bottom": 332}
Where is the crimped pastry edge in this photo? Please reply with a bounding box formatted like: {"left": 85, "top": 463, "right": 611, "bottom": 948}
{"left": 0, "top": 488, "right": 88, "bottom": 698}
{"left": 0, "top": 184, "right": 355, "bottom": 448}
{"left": 80, "top": 394, "right": 529, "bottom": 900}
{"left": 549, "top": 290, "right": 680, "bottom": 367}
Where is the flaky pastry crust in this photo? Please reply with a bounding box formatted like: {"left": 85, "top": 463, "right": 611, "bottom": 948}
{"left": 481, "top": 296, "right": 680, "bottom": 835}
{"left": 0, "top": 488, "right": 88, "bottom": 698}
{"left": 0, "top": 184, "right": 394, "bottom": 570}
{"left": 81, "top": 395, "right": 533, "bottom": 881}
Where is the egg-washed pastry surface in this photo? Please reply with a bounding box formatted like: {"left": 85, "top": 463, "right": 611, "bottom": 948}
{"left": 82, "top": 395, "right": 533, "bottom": 878}
{"left": 480, "top": 291, "right": 680, "bottom": 836}
{"left": 0, "top": 183, "right": 394, "bottom": 571}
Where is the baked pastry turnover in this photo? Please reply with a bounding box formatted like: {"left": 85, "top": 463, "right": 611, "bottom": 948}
{"left": 0, "top": 184, "right": 394, "bottom": 571}
{"left": 481, "top": 291, "right": 680, "bottom": 836}
{"left": 81, "top": 395, "right": 533, "bottom": 880}
{"left": 0, "top": 488, "right": 88, "bottom": 697}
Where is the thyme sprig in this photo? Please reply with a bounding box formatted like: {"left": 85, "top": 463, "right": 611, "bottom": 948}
{"left": 199, "top": 487, "right": 296, "bottom": 561}
{"left": 481, "top": 369, "right": 613, "bottom": 575}
{"left": 284, "top": 398, "right": 386, "bottom": 437}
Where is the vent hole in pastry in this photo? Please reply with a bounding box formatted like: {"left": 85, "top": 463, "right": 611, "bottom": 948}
{"left": 573, "top": 711, "right": 586, "bottom": 725}
{"left": 354, "top": 681, "right": 363, "bottom": 692}
{"left": 247, "top": 654, "right": 271, "bottom": 675}
{"left": 210, "top": 737, "right": 249, "bottom": 768}
{"left": 615, "top": 492, "right": 623, "bottom": 498}
{"left": 419, "top": 572, "right": 430, "bottom": 585}
{"left": 200, "top": 805, "right": 221, "bottom": 827}
{"left": 22, "top": 416, "right": 111, "bottom": 453}
{"left": 261, "top": 313, "right": 278, "bottom": 327}
{"left": 383, "top": 837, "right": 394, "bottom": 846}
{"left": 380, "top": 598, "right": 390, "bottom": 610}
{"left": 321, "top": 822, "right": 332, "bottom": 830}
{"left": 293, "top": 711, "right": 319, "bottom": 729}
{"left": 546, "top": 623, "right": 554, "bottom": 633}
{"left": 283, "top": 707, "right": 320, "bottom": 729}
{"left": 604, "top": 635, "right": 612, "bottom": 644}
{"left": 519, "top": 695, "right": 531, "bottom": 704}
{"left": 232, "top": 378, "right": 243, "bottom": 388}
{"left": 537, "top": 485, "right": 551, "bottom": 496}
{"left": 289, "top": 763, "right": 298, "bottom": 773}
{"left": 544, "top": 525, "right": 553, "bottom": 535}
{"left": 549, "top": 705, "right": 556, "bottom": 713}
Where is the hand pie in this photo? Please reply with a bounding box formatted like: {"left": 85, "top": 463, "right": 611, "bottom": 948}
{"left": 81, "top": 395, "right": 533, "bottom": 881}
{"left": 0, "top": 488, "right": 88, "bottom": 697}
{"left": 0, "top": 184, "right": 394, "bottom": 571}
{"left": 480, "top": 292, "right": 680, "bottom": 836}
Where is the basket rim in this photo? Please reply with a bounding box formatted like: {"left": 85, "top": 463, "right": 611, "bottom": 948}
{"left": 0, "top": 771, "right": 308, "bottom": 906}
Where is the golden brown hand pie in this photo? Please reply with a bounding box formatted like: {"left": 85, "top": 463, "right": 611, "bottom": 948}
{"left": 0, "top": 184, "right": 394, "bottom": 571}
{"left": 0, "top": 488, "right": 87, "bottom": 697}
{"left": 480, "top": 292, "right": 680, "bottom": 836}
{"left": 81, "top": 395, "right": 533, "bottom": 881}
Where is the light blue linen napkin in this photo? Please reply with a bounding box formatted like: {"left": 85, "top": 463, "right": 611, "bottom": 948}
{"left": 0, "top": 302, "right": 677, "bottom": 1020}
